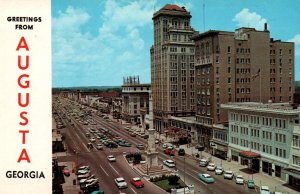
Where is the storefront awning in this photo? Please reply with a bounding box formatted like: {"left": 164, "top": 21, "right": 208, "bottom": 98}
{"left": 283, "top": 168, "right": 300, "bottom": 179}
{"left": 239, "top": 151, "right": 260, "bottom": 159}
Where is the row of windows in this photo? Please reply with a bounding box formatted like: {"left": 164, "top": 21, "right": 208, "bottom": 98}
{"left": 170, "top": 47, "right": 194, "bottom": 53}
{"left": 230, "top": 113, "right": 287, "bottom": 129}
{"left": 270, "top": 49, "right": 292, "bottom": 55}
{"left": 275, "top": 148, "right": 286, "bottom": 158}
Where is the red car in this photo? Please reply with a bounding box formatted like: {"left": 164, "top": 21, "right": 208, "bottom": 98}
{"left": 130, "top": 177, "right": 144, "bottom": 188}
{"left": 130, "top": 133, "right": 136, "bottom": 137}
{"left": 164, "top": 147, "right": 176, "bottom": 156}
{"left": 63, "top": 169, "right": 70, "bottom": 176}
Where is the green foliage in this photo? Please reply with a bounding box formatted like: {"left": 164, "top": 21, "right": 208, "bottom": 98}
{"left": 168, "top": 175, "right": 180, "bottom": 185}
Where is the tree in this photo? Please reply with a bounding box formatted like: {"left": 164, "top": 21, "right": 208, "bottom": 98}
{"left": 168, "top": 175, "right": 180, "bottom": 185}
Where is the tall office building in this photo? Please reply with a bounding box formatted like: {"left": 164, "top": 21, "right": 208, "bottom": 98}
{"left": 192, "top": 25, "right": 295, "bottom": 148}
{"left": 151, "top": 4, "right": 196, "bottom": 133}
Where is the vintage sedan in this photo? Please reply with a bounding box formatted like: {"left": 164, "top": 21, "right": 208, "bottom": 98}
{"left": 198, "top": 173, "right": 215, "bottom": 183}
{"left": 247, "top": 179, "right": 255, "bottom": 189}
{"left": 107, "top": 155, "right": 116, "bottom": 162}
{"left": 130, "top": 177, "right": 144, "bottom": 188}
{"left": 115, "top": 177, "right": 128, "bottom": 189}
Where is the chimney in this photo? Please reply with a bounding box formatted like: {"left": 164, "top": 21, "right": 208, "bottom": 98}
{"left": 264, "top": 23, "right": 268, "bottom": 31}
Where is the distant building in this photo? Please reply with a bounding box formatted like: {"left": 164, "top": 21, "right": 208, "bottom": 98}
{"left": 222, "top": 102, "right": 300, "bottom": 183}
{"left": 151, "top": 4, "right": 197, "bottom": 134}
{"left": 192, "top": 24, "right": 295, "bottom": 150}
{"left": 121, "top": 76, "right": 150, "bottom": 124}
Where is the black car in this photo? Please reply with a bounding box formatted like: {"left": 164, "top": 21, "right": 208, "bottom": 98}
{"left": 178, "top": 148, "right": 185, "bottom": 156}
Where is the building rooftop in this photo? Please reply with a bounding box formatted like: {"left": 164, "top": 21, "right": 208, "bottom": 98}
{"left": 221, "top": 102, "right": 300, "bottom": 115}
{"left": 153, "top": 4, "right": 191, "bottom": 19}
{"left": 161, "top": 4, "right": 187, "bottom": 12}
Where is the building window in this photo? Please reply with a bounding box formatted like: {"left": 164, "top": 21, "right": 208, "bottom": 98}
{"left": 216, "top": 56, "right": 219, "bottom": 63}
{"left": 227, "top": 46, "right": 231, "bottom": 53}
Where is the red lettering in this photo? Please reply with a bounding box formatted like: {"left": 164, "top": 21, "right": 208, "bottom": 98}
{"left": 18, "top": 74, "right": 30, "bottom": 88}
{"left": 17, "top": 148, "right": 31, "bottom": 163}
{"left": 18, "top": 56, "right": 29, "bottom": 70}
{"left": 16, "top": 37, "right": 29, "bottom": 51}
{"left": 18, "top": 93, "right": 29, "bottom": 107}
{"left": 19, "top": 111, "right": 28, "bottom": 126}
{"left": 19, "top": 130, "right": 29, "bottom": 144}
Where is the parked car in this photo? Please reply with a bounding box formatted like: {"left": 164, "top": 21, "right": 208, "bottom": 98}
{"left": 178, "top": 148, "right": 185, "bottom": 156}
{"left": 247, "top": 179, "right": 255, "bottom": 189}
{"left": 199, "top": 159, "right": 209, "bottom": 167}
{"left": 235, "top": 175, "right": 244, "bottom": 184}
{"left": 89, "top": 138, "right": 96, "bottom": 143}
{"left": 215, "top": 166, "right": 224, "bottom": 175}
{"left": 260, "top": 186, "right": 270, "bottom": 194}
{"left": 78, "top": 166, "right": 90, "bottom": 171}
{"left": 76, "top": 169, "right": 90, "bottom": 175}
{"left": 118, "top": 141, "right": 131, "bottom": 147}
{"left": 198, "top": 173, "right": 215, "bottom": 183}
{"left": 79, "top": 174, "right": 96, "bottom": 185}
{"left": 87, "top": 143, "right": 94, "bottom": 149}
{"left": 115, "top": 177, "right": 128, "bottom": 189}
{"left": 77, "top": 172, "right": 91, "bottom": 180}
{"left": 155, "top": 139, "right": 159, "bottom": 144}
{"left": 107, "top": 155, "right": 116, "bottom": 162}
{"left": 96, "top": 144, "right": 103, "bottom": 150}
{"left": 207, "top": 163, "right": 216, "bottom": 171}
{"left": 130, "top": 133, "right": 136, "bottom": 137}
{"left": 223, "top": 170, "right": 234, "bottom": 179}
{"left": 136, "top": 144, "right": 145, "bottom": 150}
{"left": 163, "top": 159, "right": 176, "bottom": 168}
{"left": 130, "top": 177, "right": 144, "bottom": 188}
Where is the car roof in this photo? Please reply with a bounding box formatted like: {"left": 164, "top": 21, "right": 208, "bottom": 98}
{"left": 166, "top": 159, "right": 174, "bottom": 163}
{"left": 116, "top": 177, "right": 125, "bottom": 181}
{"left": 132, "top": 177, "right": 141, "bottom": 181}
{"left": 225, "top": 170, "right": 233, "bottom": 173}
{"left": 202, "top": 174, "right": 211, "bottom": 177}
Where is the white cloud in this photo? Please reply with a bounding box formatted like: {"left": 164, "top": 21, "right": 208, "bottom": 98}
{"left": 232, "top": 8, "right": 268, "bottom": 30}
{"left": 288, "top": 34, "right": 300, "bottom": 56}
{"left": 52, "top": 1, "right": 155, "bottom": 86}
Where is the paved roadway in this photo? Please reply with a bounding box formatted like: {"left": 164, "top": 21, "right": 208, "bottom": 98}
{"left": 54, "top": 97, "right": 257, "bottom": 194}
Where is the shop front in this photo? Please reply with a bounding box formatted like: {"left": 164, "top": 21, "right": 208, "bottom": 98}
{"left": 283, "top": 168, "right": 300, "bottom": 190}
{"left": 239, "top": 151, "right": 260, "bottom": 173}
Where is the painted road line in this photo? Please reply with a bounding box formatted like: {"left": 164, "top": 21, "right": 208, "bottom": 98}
{"left": 109, "top": 163, "right": 119, "bottom": 175}
{"left": 130, "top": 187, "right": 138, "bottom": 194}
{"left": 99, "top": 165, "right": 109, "bottom": 176}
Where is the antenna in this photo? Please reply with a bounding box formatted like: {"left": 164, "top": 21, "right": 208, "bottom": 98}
{"left": 203, "top": 3, "right": 206, "bottom": 31}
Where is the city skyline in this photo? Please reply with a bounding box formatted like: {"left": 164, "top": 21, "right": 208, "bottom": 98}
{"left": 52, "top": 0, "right": 300, "bottom": 87}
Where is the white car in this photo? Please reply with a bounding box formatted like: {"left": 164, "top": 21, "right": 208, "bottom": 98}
{"left": 107, "top": 155, "right": 116, "bottom": 162}
{"left": 163, "top": 159, "right": 176, "bottom": 168}
{"left": 235, "top": 175, "right": 244, "bottom": 184}
{"left": 207, "top": 163, "right": 216, "bottom": 171}
{"left": 115, "top": 177, "right": 127, "bottom": 189}
{"left": 224, "top": 170, "right": 234, "bottom": 179}
{"left": 79, "top": 174, "right": 95, "bottom": 184}
{"left": 96, "top": 144, "right": 103, "bottom": 150}
{"left": 215, "top": 166, "right": 223, "bottom": 175}
{"left": 78, "top": 165, "right": 90, "bottom": 171}
{"left": 199, "top": 158, "right": 209, "bottom": 167}
{"left": 89, "top": 137, "right": 96, "bottom": 142}
{"left": 162, "top": 143, "right": 174, "bottom": 149}
{"left": 260, "top": 186, "right": 270, "bottom": 194}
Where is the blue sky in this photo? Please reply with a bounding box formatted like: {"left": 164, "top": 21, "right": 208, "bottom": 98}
{"left": 52, "top": 0, "right": 300, "bottom": 87}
